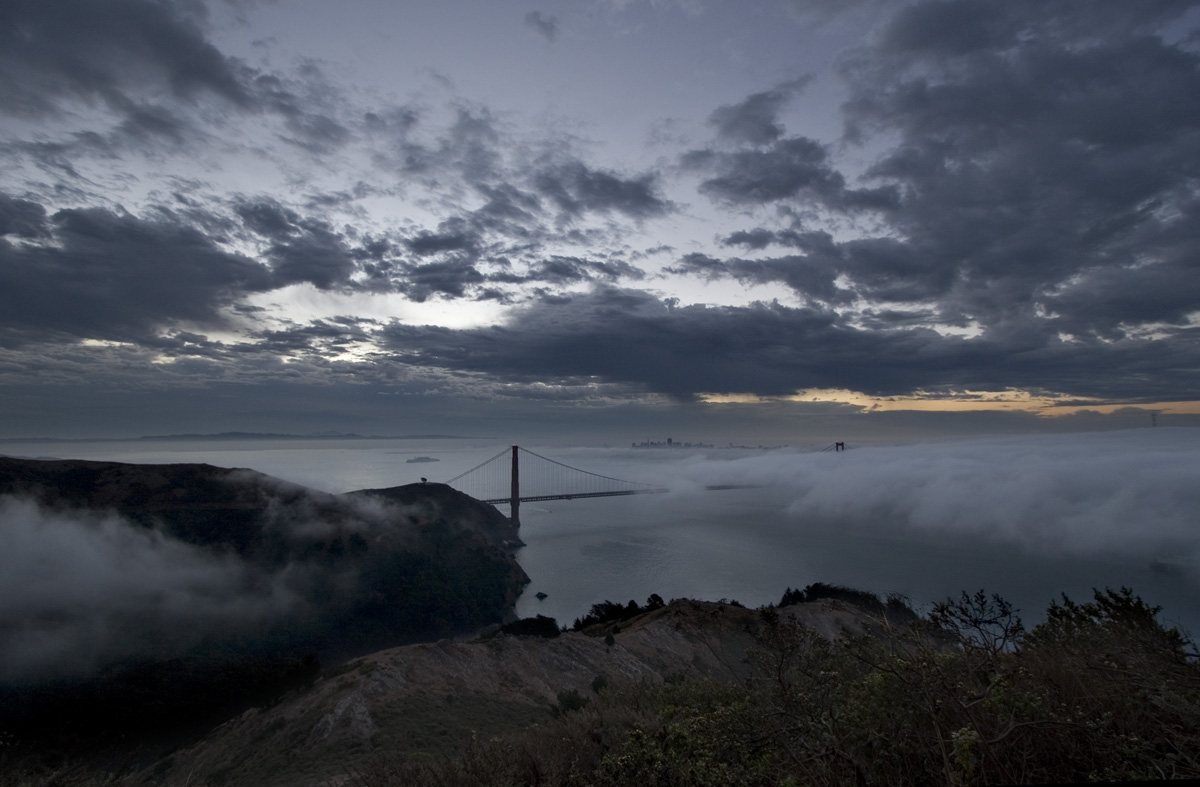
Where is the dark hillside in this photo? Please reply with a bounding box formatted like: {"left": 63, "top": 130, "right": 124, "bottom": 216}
{"left": 0, "top": 457, "right": 527, "bottom": 755}
{"left": 346, "top": 481, "right": 521, "bottom": 547}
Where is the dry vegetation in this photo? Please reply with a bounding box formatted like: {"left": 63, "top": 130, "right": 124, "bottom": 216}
{"left": 3, "top": 586, "right": 1197, "bottom": 787}
{"left": 328, "top": 587, "right": 1199, "bottom": 787}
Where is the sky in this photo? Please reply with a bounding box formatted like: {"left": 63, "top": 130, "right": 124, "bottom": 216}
{"left": 2, "top": 0, "right": 1200, "bottom": 442}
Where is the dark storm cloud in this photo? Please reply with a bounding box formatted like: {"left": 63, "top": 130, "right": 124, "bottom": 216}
{"left": 0, "top": 199, "right": 272, "bottom": 342}
{"left": 667, "top": 0, "right": 1200, "bottom": 403}
{"left": 0, "top": 0, "right": 362, "bottom": 163}
{"left": 533, "top": 161, "right": 673, "bottom": 220}
{"left": 491, "top": 255, "right": 646, "bottom": 287}
{"left": 264, "top": 222, "right": 358, "bottom": 290}
{"left": 678, "top": 230, "right": 954, "bottom": 306}
{"left": 376, "top": 287, "right": 919, "bottom": 399}
{"left": 405, "top": 229, "right": 480, "bottom": 257}
{"left": 401, "top": 259, "right": 486, "bottom": 302}
{"left": 252, "top": 69, "right": 354, "bottom": 154}
{"left": 233, "top": 197, "right": 375, "bottom": 289}
{"left": 235, "top": 197, "right": 301, "bottom": 241}
{"left": 670, "top": 251, "right": 848, "bottom": 305}
{"left": 684, "top": 137, "right": 898, "bottom": 210}
{"left": 0, "top": 194, "right": 49, "bottom": 239}
{"left": 707, "top": 78, "right": 812, "bottom": 146}
{"left": 721, "top": 228, "right": 787, "bottom": 251}
{"left": 0, "top": 0, "right": 251, "bottom": 119}
{"left": 831, "top": 0, "right": 1200, "bottom": 335}
{"left": 252, "top": 318, "right": 378, "bottom": 354}
{"left": 524, "top": 10, "right": 559, "bottom": 42}
{"left": 375, "top": 287, "right": 1200, "bottom": 403}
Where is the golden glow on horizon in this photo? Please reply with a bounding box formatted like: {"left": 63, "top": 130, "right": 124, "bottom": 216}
{"left": 699, "top": 388, "right": 1200, "bottom": 416}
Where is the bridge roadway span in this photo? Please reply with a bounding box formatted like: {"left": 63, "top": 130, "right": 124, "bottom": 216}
{"left": 478, "top": 488, "right": 668, "bottom": 504}
{"left": 448, "top": 445, "right": 772, "bottom": 523}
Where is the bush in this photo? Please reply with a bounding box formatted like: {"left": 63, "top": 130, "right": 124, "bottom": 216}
{"left": 499, "top": 615, "right": 561, "bottom": 638}
{"left": 572, "top": 594, "right": 667, "bottom": 630}
{"left": 779, "top": 581, "right": 917, "bottom": 623}
{"left": 336, "top": 586, "right": 1200, "bottom": 787}
{"left": 553, "top": 689, "right": 590, "bottom": 716}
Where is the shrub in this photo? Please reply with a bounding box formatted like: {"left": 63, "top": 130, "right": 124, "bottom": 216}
{"left": 499, "top": 615, "right": 561, "bottom": 638}
{"left": 553, "top": 689, "right": 590, "bottom": 716}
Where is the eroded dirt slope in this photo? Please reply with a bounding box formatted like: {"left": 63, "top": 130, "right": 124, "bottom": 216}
{"left": 146, "top": 599, "right": 877, "bottom": 787}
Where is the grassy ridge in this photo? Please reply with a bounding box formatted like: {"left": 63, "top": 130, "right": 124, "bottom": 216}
{"left": 4, "top": 584, "right": 1197, "bottom": 786}
{"left": 345, "top": 586, "right": 1199, "bottom": 787}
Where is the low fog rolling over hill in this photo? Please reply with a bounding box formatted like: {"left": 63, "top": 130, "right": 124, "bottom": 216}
{"left": 0, "top": 458, "right": 526, "bottom": 730}
{"left": 656, "top": 429, "right": 1200, "bottom": 568}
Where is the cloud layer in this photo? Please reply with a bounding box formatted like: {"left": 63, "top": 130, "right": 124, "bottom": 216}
{"left": 1, "top": 0, "right": 1198, "bottom": 436}
{"left": 652, "top": 428, "right": 1200, "bottom": 567}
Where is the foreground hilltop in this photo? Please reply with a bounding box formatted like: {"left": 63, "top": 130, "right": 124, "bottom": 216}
{"left": 141, "top": 596, "right": 884, "bottom": 787}
{"left": 125, "top": 584, "right": 1200, "bottom": 787}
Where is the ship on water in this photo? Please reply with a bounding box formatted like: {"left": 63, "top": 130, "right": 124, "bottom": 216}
{"left": 405, "top": 456, "right": 440, "bottom": 464}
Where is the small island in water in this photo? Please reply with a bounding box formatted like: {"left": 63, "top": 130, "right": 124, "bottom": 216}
{"left": 406, "top": 456, "right": 440, "bottom": 463}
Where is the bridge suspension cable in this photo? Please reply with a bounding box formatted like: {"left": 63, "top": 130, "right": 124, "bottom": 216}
{"left": 444, "top": 445, "right": 668, "bottom": 521}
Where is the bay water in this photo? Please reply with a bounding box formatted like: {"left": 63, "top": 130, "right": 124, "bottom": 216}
{"left": 4, "top": 433, "right": 1197, "bottom": 638}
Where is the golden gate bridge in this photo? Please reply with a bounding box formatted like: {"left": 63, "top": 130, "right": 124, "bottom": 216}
{"left": 445, "top": 445, "right": 669, "bottom": 525}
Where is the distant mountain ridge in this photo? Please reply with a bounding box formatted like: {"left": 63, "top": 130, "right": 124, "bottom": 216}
{"left": 1, "top": 431, "right": 493, "bottom": 443}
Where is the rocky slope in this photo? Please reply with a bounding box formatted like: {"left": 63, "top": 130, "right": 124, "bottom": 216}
{"left": 142, "top": 598, "right": 879, "bottom": 787}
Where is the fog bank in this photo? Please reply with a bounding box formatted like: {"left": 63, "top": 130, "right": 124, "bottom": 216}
{"left": 666, "top": 428, "right": 1200, "bottom": 569}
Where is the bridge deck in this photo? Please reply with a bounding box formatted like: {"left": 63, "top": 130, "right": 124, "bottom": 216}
{"left": 480, "top": 488, "right": 669, "bottom": 504}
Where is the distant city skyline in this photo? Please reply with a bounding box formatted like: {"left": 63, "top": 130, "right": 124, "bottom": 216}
{"left": 2, "top": 0, "right": 1199, "bottom": 441}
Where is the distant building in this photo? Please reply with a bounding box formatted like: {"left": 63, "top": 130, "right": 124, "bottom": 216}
{"left": 632, "top": 438, "right": 713, "bottom": 449}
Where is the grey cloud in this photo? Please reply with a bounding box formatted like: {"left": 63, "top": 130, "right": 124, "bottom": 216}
{"left": 236, "top": 197, "right": 302, "bottom": 241}
{"left": 233, "top": 197, "right": 381, "bottom": 290}
{"left": 685, "top": 137, "right": 895, "bottom": 210}
{"left": 405, "top": 229, "right": 480, "bottom": 257}
{"left": 707, "top": 78, "right": 812, "bottom": 146}
{"left": 252, "top": 318, "right": 378, "bottom": 355}
{"left": 402, "top": 259, "right": 485, "bottom": 302}
{"left": 266, "top": 222, "right": 358, "bottom": 290}
{"left": 494, "top": 255, "right": 646, "bottom": 287}
{"left": 447, "top": 108, "right": 503, "bottom": 185}
{"left": 678, "top": 231, "right": 951, "bottom": 305}
{"left": 1043, "top": 257, "right": 1200, "bottom": 339}
{"left": 472, "top": 183, "right": 543, "bottom": 227}
{"left": 0, "top": 194, "right": 49, "bottom": 239}
{"left": 0, "top": 0, "right": 252, "bottom": 119}
{"left": 834, "top": 0, "right": 1200, "bottom": 341}
{"left": 376, "top": 286, "right": 1200, "bottom": 403}
{"left": 533, "top": 161, "right": 673, "bottom": 220}
{"left": 878, "top": 0, "right": 1199, "bottom": 57}
{"left": 721, "top": 228, "right": 783, "bottom": 250}
{"left": 780, "top": 0, "right": 891, "bottom": 24}
{"left": 670, "top": 252, "right": 848, "bottom": 305}
{"left": 252, "top": 71, "right": 354, "bottom": 154}
{"left": 0, "top": 200, "right": 272, "bottom": 342}
{"left": 524, "top": 10, "right": 559, "bottom": 42}
{"left": 664, "top": 0, "right": 1200, "bottom": 393}
{"left": 377, "top": 287, "right": 886, "bottom": 399}
{"left": 281, "top": 111, "right": 352, "bottom": 154}
{"left": 382, "top": 107, "right": 502, "bottom": 187}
